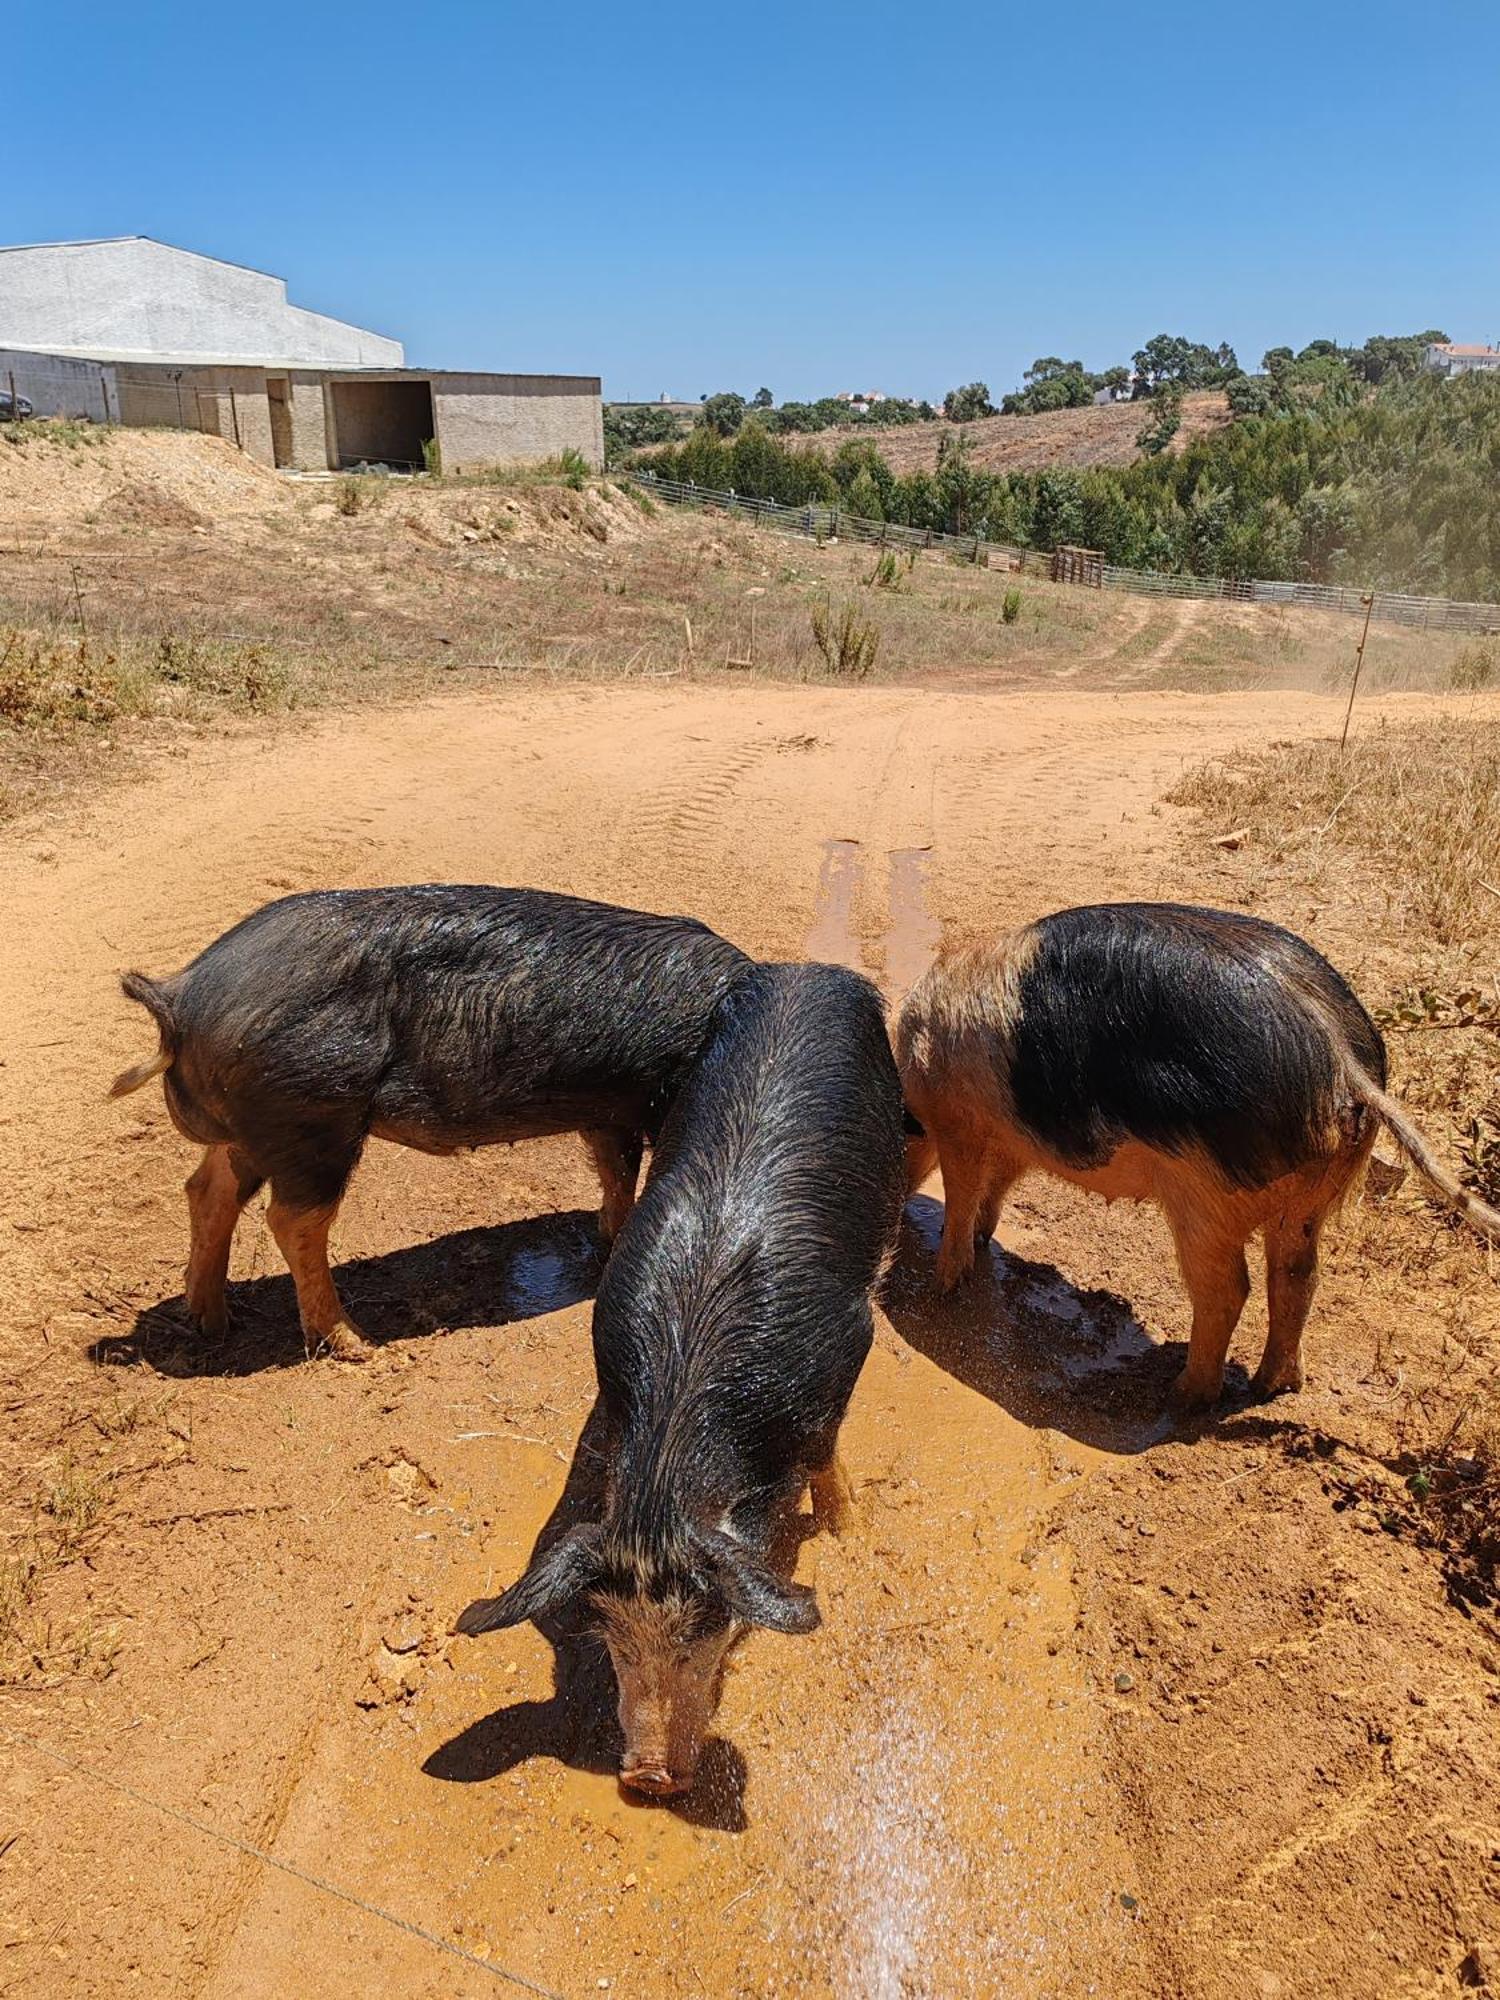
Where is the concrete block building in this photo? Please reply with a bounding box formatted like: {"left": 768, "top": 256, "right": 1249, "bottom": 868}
{"left": 0, "top": 237, "right": 602, "bottom": 471}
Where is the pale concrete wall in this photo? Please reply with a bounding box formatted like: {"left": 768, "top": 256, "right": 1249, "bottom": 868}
{"left": 0, "top": 345, "right": 115, "bottom": 420}
{"left": 429, "top": 374, "right": 603, "bottom": 471}
{"left": 114, "top": 363, "right": 275, "bottom": 466}
{"left": 287, "top": 371, "right": 331, "bottom": 470}
{"left": 0, "top": 238, "right": 403, "bottom": 366}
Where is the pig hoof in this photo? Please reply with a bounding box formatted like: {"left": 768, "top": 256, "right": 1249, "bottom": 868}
{"left": 1167, "top": 1374, "right": 1220, "bottom": 1419}
{"left": 309, "top": 1320, "right": 375, "bottom": 1363}
{"left": 1250, "top": 1366, "right": 1303, "bottom": 1401}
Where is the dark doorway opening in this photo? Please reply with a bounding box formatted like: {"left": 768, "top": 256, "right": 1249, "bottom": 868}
{"left": 328, "top": 379, "right": 434, "bottom": 471}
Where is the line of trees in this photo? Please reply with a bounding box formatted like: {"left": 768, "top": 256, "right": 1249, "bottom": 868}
{"left": 634, "top": 346, "right": 1500, "bottom": 601}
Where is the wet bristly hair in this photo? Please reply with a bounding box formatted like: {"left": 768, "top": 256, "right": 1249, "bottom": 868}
{"left": 113, "top": 884, "right": 752, "bottom": 1208}
{"left": 1002, "top": 903, "right": 1388, "bottom": 1190}
{"left": 456, "top": 961, "right": 908, "bottom": 1640}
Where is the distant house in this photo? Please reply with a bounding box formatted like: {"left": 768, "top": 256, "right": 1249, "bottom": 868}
{"left": 1423, "top": 341, "right": 1500, "bottom": 378}
{"left": 837, "top": 389, "right": 886, "bottom": 413}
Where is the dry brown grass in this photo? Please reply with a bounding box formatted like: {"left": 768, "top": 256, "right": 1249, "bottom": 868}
{"left": 1, "top": 1454, "right": 117, "bottom": 1686}
{"left": 1170, "top": 710, "right": 1500, "bottom": 1611}
{"left": 1169, "top": 713, "right": 1500, "bottom": 946}
{"left": 0, "top": 625, "right": 296, "bottom": 733}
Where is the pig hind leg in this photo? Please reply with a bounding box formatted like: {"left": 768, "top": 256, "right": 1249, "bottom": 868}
{"left": 1254, "top": 1212, "right": 1322, "bottom": 1399}
{"left": 183, "top": 1145, "right": 264, "bottom": 1336}
{"left": 1163, "top": 1197, "right": 1253, "bottom": 1413}
{"left": 582, "top": 1126, "right": 645, "bottom": 1245}
{"left": 263, "top": 1141, "right": 370, "bottom": 1361}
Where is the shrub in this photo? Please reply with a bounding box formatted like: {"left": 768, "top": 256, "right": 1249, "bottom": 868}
{"left": 421, "top": 436, "right": 441, "bottom": 476}
{"left": 335, "top": 475, "right": 383, "bottom": 516}
{"left": 1002, "top": 587, "right": 1023, "bottom": 624}
{"left": 866, "top": 550, "right": 904, "bottom": 590}
{"left": 0, "top": 630, "right": 124, "bottom": 726}
{"left": 1449, "top": 641, "right": 1496, "bottom": 690}
{"left": 810, "top": 600, "right": 880, "bottom": 679}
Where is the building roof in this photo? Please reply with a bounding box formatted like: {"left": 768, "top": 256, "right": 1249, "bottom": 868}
{"left": 0, "top": 235, "right": 283, "bottom": 284}
{"left": 1428, "top": 342, "right": 1500, "bottom": 357}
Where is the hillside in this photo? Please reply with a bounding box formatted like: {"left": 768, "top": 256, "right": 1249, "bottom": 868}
{"left": 795, "top": 390, "right": 1231, "bottom": 473}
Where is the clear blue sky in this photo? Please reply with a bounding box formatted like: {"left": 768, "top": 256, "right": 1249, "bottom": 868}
{"left": 7, "top": 0, "right": 1497, "bottom": 401}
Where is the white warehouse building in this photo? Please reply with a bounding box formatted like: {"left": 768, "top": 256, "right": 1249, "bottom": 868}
{"left": 0, "top": 236, "right": 403, "bottom": 367}
{"left": 0, "top": 237, "right": 602, "bottom": 472}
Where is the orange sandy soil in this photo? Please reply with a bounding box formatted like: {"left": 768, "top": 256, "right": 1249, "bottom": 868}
{"left": 1, "top": 679, "right": 1497, "bottom": 1997}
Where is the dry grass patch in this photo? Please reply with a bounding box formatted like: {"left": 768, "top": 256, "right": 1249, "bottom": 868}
{"left": 1170, "top": 710, "right": 1500, "bottom": 1622}
{"left": 1169, "top": 713, "right": 1500, "bottom": 946}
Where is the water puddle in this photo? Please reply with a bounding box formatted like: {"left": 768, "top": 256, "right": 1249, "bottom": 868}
{"left": 884, "top": 846, "right": 941, "bottom": 997}
{"left": 805, "top": 837, "right": 865, "bottom": 968}
{"left": 438, "top": 1212, "right": 600, "bottom": 1327}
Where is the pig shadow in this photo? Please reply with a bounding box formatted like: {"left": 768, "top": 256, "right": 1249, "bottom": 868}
{"left": 882, "top": 1194, "right": 1259, "bottom": 1455}
{"left": 423, "top": 1398, "right": 752, "bottom": 1834}
{"left": 90, "top": 1209, "right": 605, "bottom": 1377}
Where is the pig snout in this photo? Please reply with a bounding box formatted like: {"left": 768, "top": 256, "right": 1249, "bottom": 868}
{"left": 602, "top": 1609, "right": 729, "bottom": 1801}
{"left": 619, "top": 1752, "right": 694, "bottom": 1798}
{"left": 614, "top": 1686, "right": 707, "bottom": 1799}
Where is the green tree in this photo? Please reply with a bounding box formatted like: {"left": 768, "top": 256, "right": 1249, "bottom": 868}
{"left": 752, "top": 387, "right": 774, "bottom": 407}
{"left": 699, "top": 392, "right": 747, "bottom": 437}
{"left": 1137, "top": 384, "right": 1184, "bottom": 455}
{"left": 943, "top": 382, "right": 996, "bottom": 422}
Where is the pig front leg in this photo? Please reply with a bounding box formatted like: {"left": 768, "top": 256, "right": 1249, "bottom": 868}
{"left": 808, "top": 1432, "right": 857, "bottom": 1537}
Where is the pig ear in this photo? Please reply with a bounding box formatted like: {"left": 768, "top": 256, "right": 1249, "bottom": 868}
{"left": 454, "top": 1524, "right": 603, "bottom": 1636}
{"left": 703, "top": 1537, "right": 821, "bottom": 1636}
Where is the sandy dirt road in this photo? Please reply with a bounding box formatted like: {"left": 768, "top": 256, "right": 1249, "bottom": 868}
{"left": 0, "top": 681, "right": 1488, "bottom": 1998}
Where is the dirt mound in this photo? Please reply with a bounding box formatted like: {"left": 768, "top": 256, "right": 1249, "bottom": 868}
{"left": 0, "top": 426, "right": 287, "bottom": 533}
{"left": 98, "top": 479, "right": 210, "bottom": 531}
{"left": 798, "top": 390, "right": 1231, "bottom": 476}
{"left": 394, "top": 478, "right": 655, "bottom": 555}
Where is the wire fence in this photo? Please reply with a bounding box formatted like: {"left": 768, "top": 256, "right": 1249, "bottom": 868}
{"left": 628, "top": 471, "right": 1500, "bottom": 636}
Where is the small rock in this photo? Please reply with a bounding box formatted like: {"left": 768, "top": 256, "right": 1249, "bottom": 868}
{"left": 382, "top": 1619, "right": 423, "bottom": 1656}
{"left": 1114, "top": 1671, "right": 1135, "bottom": 1693}
{"left": 1119, "top": 1891, "right": 1139, "bottom": 1912}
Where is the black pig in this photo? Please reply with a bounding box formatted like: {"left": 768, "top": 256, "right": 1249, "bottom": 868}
{"left": 111, "top": 886, "right": 750, "bottom": 1358}
{"left": 456, "top": 961, "right": 907, "bottom": 1796}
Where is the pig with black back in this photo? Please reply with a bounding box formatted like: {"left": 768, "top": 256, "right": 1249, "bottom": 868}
{"left": 110, "top": 887, "right": 750, "bottom": 1358}
{"left": 898, "top": 902, "right": 1500, "bottom": 1412}
{"left": 456, "top": 961, "right": 907, "bottom": 1797}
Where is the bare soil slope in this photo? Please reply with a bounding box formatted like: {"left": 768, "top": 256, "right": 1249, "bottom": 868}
{"left": 792, "top": 391, "right": 1231, "bottom": 475}
{"left": 2, "top": 679, "right": 1497, "bottom": 1998}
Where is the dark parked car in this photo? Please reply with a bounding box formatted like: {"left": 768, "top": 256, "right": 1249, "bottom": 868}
{"left": 0, "top": 389, "right": 35, "bottom": 421}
